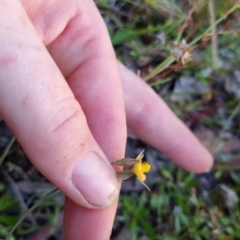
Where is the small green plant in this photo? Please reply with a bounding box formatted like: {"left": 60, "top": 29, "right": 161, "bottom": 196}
{"left": 0, "top": 193, "right": 19, "bottom": 239}
{"left": 117, "top": 165, "right": 240, "bottom": 239}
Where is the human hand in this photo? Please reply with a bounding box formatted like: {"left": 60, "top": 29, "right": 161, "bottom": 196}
{"left": 0, "top": 0, "right": 213, "bottom": 239}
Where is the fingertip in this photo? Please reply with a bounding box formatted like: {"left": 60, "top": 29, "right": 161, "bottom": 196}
{"left": 186, "top": 150, "right": 214, "bottom": 174}
{"left": 162, "top": 134, "right": 214, "bottom": 174}
{"left": 193, "top": 148, "right": 214, "bottom": 174}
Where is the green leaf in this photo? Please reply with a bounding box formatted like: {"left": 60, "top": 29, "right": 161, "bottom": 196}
{"left": 139, "top": 217, "right": 156, "bottom": 237}
{"left": 160, "top": 167, "right": 172, "bottom": 179}
{"left": 0, "top": 194, "right": 19, "bottom": 212}
{"left": 111, "top": 25, "right": 163, "bottom": 45}
{"left": 0, "top": 215, "right": 17, "bottom": 225}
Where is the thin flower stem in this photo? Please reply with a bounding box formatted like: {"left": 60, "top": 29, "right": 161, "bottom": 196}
{"left": 208, "top": 0, "right": 219, "bottom": 69}
{"left": 6, "top": 187, "right": 59, "bottom": 240}
{"left": 213, "top": 164, "right": 240, "bottom": 171}
{"left": 189, "top": 3, "right": 240, "bottom": 47}
{"left": 0, "top": 136, "right": 15, "bottom": 166}
{"left": 140, "top": 181, "right": 150, "bottom": 191}
{"left": 144, "top": 2, "right": 240, "bottom": 81}
{"left": 144, "top": 55, "right": 175, "bottom": 81}
{"left": 175, "top": 1, "right": 203, "bottom": 43}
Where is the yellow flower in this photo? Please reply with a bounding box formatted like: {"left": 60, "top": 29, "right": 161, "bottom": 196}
{"left": 132, "top": 149, "right": 151, "bottom": 190}
{"left": 132, "top": 161, "right": 151, "bottom": 182}
{"left": 113, "top": 149, "right": 151, "bottom": 191}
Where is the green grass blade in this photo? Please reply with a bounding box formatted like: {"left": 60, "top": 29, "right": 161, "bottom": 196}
{"left": 0, "top": 136, "right": 15, "bottom": 166}
{"left": 6, "top": 187, "right": 59, "bottom": 240}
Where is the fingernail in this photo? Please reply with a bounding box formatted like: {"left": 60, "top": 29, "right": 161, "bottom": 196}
{"left": 71, "top": 151, "right": 119, "bottom": 207}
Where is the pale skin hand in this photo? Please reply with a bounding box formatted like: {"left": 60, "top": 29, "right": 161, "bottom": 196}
{"left": 0, "top": 0, "right": 213, "bottom": 239}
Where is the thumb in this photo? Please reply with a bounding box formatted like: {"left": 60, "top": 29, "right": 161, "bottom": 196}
{"left": 0, "top": 5, "right": 119, "bottom": 208}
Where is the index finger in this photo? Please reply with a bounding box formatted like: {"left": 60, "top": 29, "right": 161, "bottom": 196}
{"left": 120, "top": 63, "right": 213, "bottom": 173}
